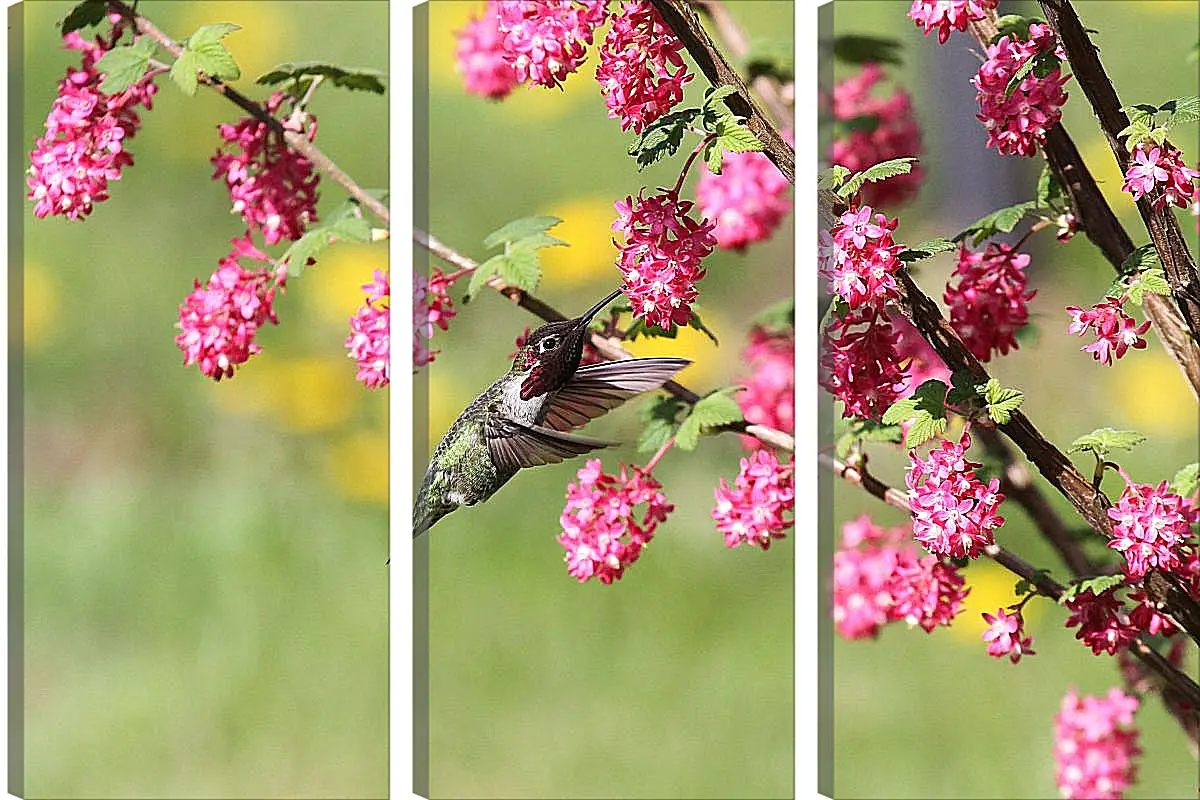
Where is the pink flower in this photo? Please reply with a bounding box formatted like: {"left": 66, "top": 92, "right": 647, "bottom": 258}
{"left": 1065, "top": 296, "right": 1150, "bottom": 366}
{"left": 1121, "top": 143, "right": 1200, "bottom": 211}
{"left": 1106, "top": 479, "right": 1196, "bottom": 578}
{"left": 833, "top": 544, "right": 900, "bottom": 640}
{"left": 981, "top": 607, "right": 1035, "bottom": 663}
{"left": 612, "top": 189, "right": 716, "bottom": 330}
{"left": 697, "top": 135, "right": 792, "bottom": 249}
{"left": 558, "top": 458, "right": 673, "bottom": 584}
{"left": 1064, "top": 588, "right": 1137, "bottom": 656}
{"left": 1126, "top": 588, "right": 1180, "bottom": 637}
{"left": 1055, "top": 688, "right": 1141, "bottom": 800}
{"left": 908, "top": 0, "right": 997, "bottom": 44}
{"left": 595, "top": 0, "right": 691, "bottom": 133}
{"left": 905, "top": 431, "right": 1006, "bottom": 559}
{"left": 973, "top": 23, "right": 1070, "bottom": 157}
{"left": 945, "top": 243, "right": 1036, "bottom": 361}
{"left": 736, "top": 326, "right": 794, "bottom": 445}
{"left": 829, "top": 64, "right": 923, "bottom": 207}
{"left": 818, "top": 206, "right": 904, "bottom": 310}
{"left": 712, "top": 449, "right": 795, "bottom": 550}
{"left": 889, "top": 551, "right": 970, "bottom": 631}
{"left": 27, "top": 24, "right": 158, "bottom": 220}
{"left": 412, "top": 268, "right": 456, "bottom": 368}
{"left": 456, "top": 1, "right": 521, "bottom": 99}
{"left": 819, "top": 307, "right": 906, "bottom": 420}
{"left": 346, "top": 270, "right": 390, "bottom": 389}
{"left": 495, "top": 0, "right": 608, "bottom": 89}
{"left": 211, "top": 92, "right": 319, "bottom": 245}
{"left": 175, "top": 234, "right": 285, "bottom": 381}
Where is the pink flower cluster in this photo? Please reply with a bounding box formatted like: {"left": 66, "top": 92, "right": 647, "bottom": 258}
{"left": 346, "top": 270, "right": 390, "bottom": 389}
{"left": 596, "top": 0, "right": 691, "bottom": 133}
{"left": 456, "top": 1, "right": 520, "bottom": 99}
{"left": 696, "top": 142, "right": 792, "bottom": 250}
{"left": 711, "top": 449, "right": 795, "bottom": 550}
{"left": 818, "top": 206, "right": 904, "bottom": 310}
{"left": 1107, "top": 480, "right": 1197, "bottom": 579}
{"left": 829, "top": 64, "right": 923, "bottom": 207}
{"left": 211, "top": 92, "right": 319, "bottom": 245}
{"left": 945, "top": 243, "right": 1036, "bottom": 362}
{"left": 908, "top": 0, "right": 997, "bottom": 44}
{"left": 820, "top": 308, "right": 906, "bottom": 420}
{"left": 981, "top": 607, "right": 1035, "bottom": 663}
{"left": 27, "top": 24, "right": 159, "bottom": 220}
{"left": 612, "top": 189, "right": 716, "bottom": 330}
{"left": 1064, "top": 588, "right": 1137, "bottom": 656}
{"left": 973, "top": 23, "right": 1070, "bottom": 157}
{"left": 558, "top": 459, "right": 673, "bottom": 584}
{"left": 175, "top": 235, "right": 286, "bottom": 381}
{"left": 1054, "top": 688, "right": 1141, "bottom": 800}
{"left": 495, "top": 0, "right": 608, "bottom": 89}
{"left": 905, "top": 431, "right": 1006, "bottom": 559}
{"left": 413, "top": 268, "right": 456, "bottom": 369}
{"left": 736, "top": 326, "right": 794, "bottom": 445}
{"left": 1121, "top": 144, "right": 1200, "bottom": 211}
{"left": 1065, "top": 296, "right": 1150, "bottom": 366}
{"left": 832, "top": 515, "right": 969, "bottom": 639}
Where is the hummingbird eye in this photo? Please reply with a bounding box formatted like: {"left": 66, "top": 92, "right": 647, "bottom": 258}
{"left": 538, "top": 336, "right": 559, "bottom": 353}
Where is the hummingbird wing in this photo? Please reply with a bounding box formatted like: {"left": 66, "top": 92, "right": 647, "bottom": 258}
{"left": 486, "top": 417, "right": 614, "bottom": 473}
{"left": 542, "top": 357, "right": 691, "bottom": 432}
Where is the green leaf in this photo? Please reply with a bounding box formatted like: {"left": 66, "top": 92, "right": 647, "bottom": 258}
{"left": 704, "top": 139, "right": 724, "bottom": 174}
{"left": 1117, "top": 119, "right": 1155, "bottom": 144}
{"left": 483, "top": 216, "right": 561, "bottom": 249}
{"left": 1058, "top": 574, "right": 1125, "bottom": 605}
{"left": 982, "top": 378, "right": 1024, "bottom": 425}
{"left": 60, "top": 0, "right": 107, "bottom": 36}
{"left": 1036, "top": 164, "right": 1064, "bottom": 208}
{"left": 192, "top": 41, "right": 241, "bottom": 82}
{"left": 465, "top": 254, "right": 503, "bottom": 300}
{"left": 1014, "top": 568, "right": 1052, "bottom": 597}
{"left": 256, "top": 60, "right": 388, "bottom": 94}
{"left": 750, "top": 298, "right": 794, "bottom": 334}
{"left": 625, "top": 318, "right": 678, "bottom": 341}
{"left": 703, "top": 85, "right": 739, "bottom": 109}
{"left": 818, "top": 165, "right": 852, "bottom": 191}
{"left": 187, "top": 22, "right": 241, "bottom": 48}
{"left": 1066, "top": 427, "right": 1147, "bottom": 457}
{"left": 898, "top": 238, "right": 957, "bottom": 262}
{"left": 837, "top": 157, "right": 918, "bottom": 199}
{"left": 743, "top": 40, "right": 794, "bottom": 82}
{"left": 169, "top": 50, "right": 200, "bottom": 96}
{"left": 1159, "top": 95, "right": 1200, "bottom": 129}
{"left": 1170, "top": 462, "right": 1199, "bottom": 497}
{"left": 992, "top": 15, "right": 1038, "bottom": 42}
{"left": 687, "top": 310, "right": 720, "bottom": 345}
{"left": 945, "top": 370, "right": 983, "bottom": 408}
{"left": 327, "top": 215, "right": 372, "bottom": 244}
{"left": 628, "top": 109, "right": 698, "bottom": 170}
{"left": 96, "top": 38, "right": 157, "bottom": 94}
{"left": 834, "top": 418, "right": 904, "bottom": 459}
{"left": 881, "top": 380, "right": 948, "bottom": 448}
{"left": 1004, "top": 54, "right": 1039, "bottom": 98}
{"left": 829, "top": 34, "right": 903, "bottom": 66}
{"left": 715, "top": 118, "right": 763, "bottom": 154}
{"left": 956, "top": 202, "right": 1036, "bottom": 246}
{"left": 495, "top": 242, "right": 542, "bottom": 293}
{"left": 1030, "top": 50, "right": 1061, "bottom": 80}
{"left": 675, "top": 388, "right": 745, "bottom": 451}
{"left": 1120, "top": 243, "right": 1161, "bottom": 275}
{"left": 1128, "top": 267, "right": 1171, "bottom": 306}
{"left": 279, "top": 216, "right": 371, "bottom": 277}
{"left": 638, "top": 395, "right": 687, "bottom": 453}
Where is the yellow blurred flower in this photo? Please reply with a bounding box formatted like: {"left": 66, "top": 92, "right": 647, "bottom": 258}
{"left": 621, "top": 310, "right": 726, "bottom": 388}
{"left": 302, "top": 244, "right": 387, "bottom": 326}
{"left": 328, "top": 430, "right": 388, "bottom": 503}
{"left": 1113, "top": 349, "right": 1194, "bottom": 433}
{"left": 24, "top": 263, "right": 58, "bottom": 348}
{"left": 208, "top": 355, "right": 357, "bottom": 432}
{"left": 538, "top": 197, "right": 620, "bottom": 289}
{"left": 1079, "top": 137, "right": 1129, "bottom": 210}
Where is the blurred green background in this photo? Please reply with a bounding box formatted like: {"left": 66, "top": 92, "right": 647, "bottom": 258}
{"left": 420, "top": 2, "right": 794, "bottom": 798}
{"left": 20, "top": 2, "right": 388, "bottom": 797}
{"left": 827, "top": 1, "right": 1199, "bottom": 798}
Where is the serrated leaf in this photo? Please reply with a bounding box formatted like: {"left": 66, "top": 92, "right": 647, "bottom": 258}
{"left": 169, "top": 50, "right": 200, "bottom": 96}
{"left": 751, "top": 298, "right": 794, "bottom": 334}
{"left": 96, "top": 39, "right": 156, "bottom": 94}
{"left": 715, "top": 118, "right": 763, "bottom": 154}
{"left": 188, "top": 22, "right": 241, "bottom": 48}
{"left": 982, "top": 379, "right": 1023, "bottom": 425}
{"left": 704, "top": 85, "right": 738, "bottom": 109}
{"left": 898, "top": 238, "right": 957, "bottom": 262}
{"left": 495, "top": 243, "right": 542, "bottom": 293}
{"left": 1066, "top": 427, "right": 1147, "bottom": 456}
{"left": 1117, "top": 119, "right": 1154, "bottom": 143}
{"left": 881, "top": 380, "right": 948, "bottom": 448}
{"left": 637, "top": 395, "right": 686, "bottom": 453}
{"left": 956, "top": 202, "right": 1035, "bottom": 246}
{"left": 465, "top": 255, "right": 503, "bottom": 300}
{"left": 1030, "top": 51, "right": 1061, "bottom": 80}
{"left": 1130, "top": 267, "right": 1171, "bottom": 306}
{"left": 192, "top": 41, "right": 241, "bottom": 82}
{"left": 992, "top": 14, "right": 1036, "bottom": 42}
{"left": 1058, "top": 574, "right": 1125, "bottom": 605}
{"left": 829, "top": 34, "right": 903, "bottom": 66}
{"left": 818, "top": 165, "right": 851, "bottom": 191}
{"left": 328, "top": 216, "right": 372, "bottom": 243}
{"left": 675, "top": 389, "right": 745, "bottom": 451}
{"left": 256, "top": 61, "right": 387, "bottom": 94}
{"left": 1120, "top": 243, "right": 1160, "bottom": 274}
{"left": 628, "top": 109, "right": 697, "bottom": 170}
{"left": 279, "top": 216, "right": 371, "bottom": 277}
{"left": 835, "top": 417, "right": 905, "bottom": 458}
{"left": 638, "top": 418, "right": 677, "bottom": 454}
{"left": 60, "top": 0, "right": 107, "bottom": 36}
{"left": 1036, "top": 164, "right": 1064, "bottom": 208}
{"left": 945, "top": 370, "right": 983, "bottom": 407}
{"left": 837, "top": 157, "right": 918, "bottom": 199}
{"left": 1005, "top": 54, "right": 1039, "bottom": 98}
{"left": 1170, "top": 462, "right": 1199, "bottom": 497}
{"left": 1159, "top": 95, "right": 1200, "bottom": 129}
{"left": 704, "top": 139, "right": 724, "bottom": 174}
{"left": 483, "top": 216, "right": 561, "bottom": 249}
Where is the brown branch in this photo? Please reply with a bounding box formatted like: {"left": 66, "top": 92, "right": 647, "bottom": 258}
{"left": 650, "top": 0, "right": 794, "bottom": 184}
{"left": 109, "top": 0, "right": 391, "bottom": 228}
{"left": 414, "top": 228, "right": 794, "bottom": 452}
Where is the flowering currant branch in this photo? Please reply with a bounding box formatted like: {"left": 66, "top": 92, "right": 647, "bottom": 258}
{"left": 413, "top": 227, "right": 794, "bottom": 453}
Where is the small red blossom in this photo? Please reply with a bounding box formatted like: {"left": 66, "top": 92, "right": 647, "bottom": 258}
{"left": 819, "top": 307, "right": 906, "bottom": 420}
{"left": 211, "top": 92, "right": 319, "bottom": 245}
{"left": 981, "top": 607, "right": 1035, "bottom": 663}
{"left": 1106, "top": 479, "right": 1196, "bottom": 578}
{"left": 818, "top": 206, "right": 904, "bottom": 310}
{"left": 697, "top": 136, "right": 792, "bottom": 249}
{"left": 176, "top": 234, "right": 285, "bottom": 381}
{"left": 347, "top": 270, "right": 390, "bottom": 389}
{"left": 1065, "top": 296, "right": 1150, "bottom": 366}
{"left": 905, "top": 431, "right": 1005, "bottom": 559}
{"left": 736, "top": 326, "right": 794, "bottom": 446}
{"left": 945, "top": 243, "right": 1036, "bottom": 361}
{"left": 1064, "top": 588, "right": 1137, "bottom": 656}
{"left": 595, "top": 0, "right": 691, "bottom": 133}
{"left": 712, "top": 449, "right": 795, "bottom": 550}
{"left": 495, "top": 0, "right": 608, "bottom": 89}
{"left": 1055, "top": 688, "right": 1141, "bottom": 800}
{"left": 456, "top": 1, "right": 521, "bottom": 99}
{"left": 1126, "top": 588, "right": 1180, "bottom": 638}
{"left": 908, "top": 0, "right": 997, "bottom": 44}
{"left": 612, "top": 189, "right": 716, "bottom": 330}
{"left": 829, "top": 64, "right": 923, "bottom": 206}
{"left": 413, "top": 268, "right": 456, "bottom": 369}
{"left": 973, "top": 23, "right": 1069, "bottom": 157}
{"left": 1122, "top": 143, "right": 1200, "bottom": 211}
{"left": 558, "top": 458, "right": 672, "bottom": 584}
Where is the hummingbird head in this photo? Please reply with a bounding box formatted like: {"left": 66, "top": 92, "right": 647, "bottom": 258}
{"left": 516, "top": 289, "right": 622, "bottom": 401}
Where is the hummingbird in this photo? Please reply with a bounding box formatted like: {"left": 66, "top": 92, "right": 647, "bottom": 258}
{"left": 413, "top": 289, "right": 690, "bottom": 537}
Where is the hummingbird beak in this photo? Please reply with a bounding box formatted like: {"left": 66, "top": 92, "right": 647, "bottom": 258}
{"left": 574, "top": 289, "right": 624, "bottom": 327}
